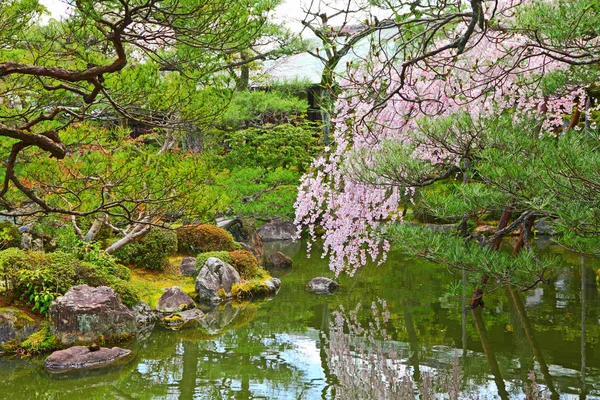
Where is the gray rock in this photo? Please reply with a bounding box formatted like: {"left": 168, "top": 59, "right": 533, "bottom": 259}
{"left": 161, "top": 309, "right": 205, "bottom": 329}
{"left": 130, "top": 302, "right": 156, "bottom": 326}
{"left": 156, "top": 287, "right": 195, "bottom": 313}
{"left": 32, "top": 238, "right": 44, "bottom": 252}
{"left": 45, "top": 346, "right": 133, "bottom": 372}
{"left": 308, "top": 277, "right": 339, "bottom": 295}
{"left": 266, "top": 251, "right": 293, "bottom": 271}
{"left": 264, "top": 277, "right": 282, "bottom": 292}
{"left": 21, "top": 232, "right": 32, "bottom": 250}
{"left": 256, "top": 221, "right": 297, "bottom": 242}
{"left": 49, "top": 285, "right": 137, "bottom": 346}
{"left": 195, "top": 257, "right": 241, "bottom": 304}
{"left": 179, "top": 257, "right": 197, "bottom": 276}
{"left": 0, "top": 308, "right": 39, "bottom": 349}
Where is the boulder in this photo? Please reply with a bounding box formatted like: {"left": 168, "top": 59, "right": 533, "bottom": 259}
{"left": 195, "top": 257, "right": 240, "bottom": 303}
{"left": 156, "top": 287, "right": 195, "bottom": 313}
{"left": 130, "top": 302, "right": 156, "bottom": 326}
{"left": 161, "top": 309, "right": 205, "bottom": 329}
{"left": 179, "top": 257, "right": 197, "bottom": 276}
{"left": 256, "top": 221, "right": 297, "bottom": 242}
{"left": 0, "top": 308, "right": 39, "bottom": 350}
{"left": 266, "top": 251, "right": 293, "bottom": 271}
{"left": 45, "top": 346, "right": 132, "bottom": 372}
{"left": 49, "top": 285, "right": 137, "bottom": 346}
{"left": 308, "top": 277, "right": 339, "bottom": 295}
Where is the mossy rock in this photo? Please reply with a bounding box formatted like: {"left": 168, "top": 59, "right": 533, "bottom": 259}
{"left": 196, "top": 250, "right": 260, "bottom": 280}
{"left": 230, "top": 272, "right": 280, "bottom": 300}
{"left": 0, "top": 307, "right": 40, "bottom": 352}
{"left": 18, "top": 323, "right": 63, "bottom": 354}
{"left": 177, "top": 224, "right": 240, "bottom": 255}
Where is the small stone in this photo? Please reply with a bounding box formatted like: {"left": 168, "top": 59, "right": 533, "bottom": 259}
{"left": 45, "top": 346, "right": 133, "bottom": 372}
{"left": 161, "top": 309, "right": 204, "bottom": 329}
{"left": 308, "top": 277, "right": 339, "bottom": 295}
{"left": 264, "top": 278, "right": 282, "bottom": 292}
{"left": 156, "top": 287, "right": 195, "bottom": 314}
{"left": 179, "top": 257, "right": 197, "bottom": 276}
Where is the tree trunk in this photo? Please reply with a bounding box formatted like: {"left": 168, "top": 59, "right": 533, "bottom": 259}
{"left": 104, "top": 222, "right": 151, "bottom": 254}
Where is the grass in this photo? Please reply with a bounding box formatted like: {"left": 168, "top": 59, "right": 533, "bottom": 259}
{"left": 129, "top": 264, "right": 196, "bottom": 308}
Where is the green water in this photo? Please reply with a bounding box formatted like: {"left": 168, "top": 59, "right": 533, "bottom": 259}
{"left": 1, "top": 238, "right": 600, "bottom": 399}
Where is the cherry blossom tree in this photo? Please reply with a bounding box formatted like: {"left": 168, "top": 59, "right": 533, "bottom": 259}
{"left": 295, "top": 0, "right": 600, "bottom": 301}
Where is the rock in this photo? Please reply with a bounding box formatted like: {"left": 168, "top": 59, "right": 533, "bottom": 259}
{"left": 130, "top": 302, "right": 156, "bottom": 326}
{"left": 45, "top": 346, "right": 132, "bottom": 372}
{"left": 161, "top": 309, "right": 205, "bottom": 329}
{"left": 156, "top": 287, "right": 195, "bottom": 314}
{"left": 0, "top": 308, "right": 39, "bottom": 350}
{"left": 266, "top": 251, "right": 293, "bottom": 271}
{"left": 32, "top": 238, "right": 44, "bottom": 252}
{"left": 308, "top": 277, "right": 339, "bottom": 295}
{"left": 256, "top": 221, "right": 297, "bottom": 242}
{"left": 264, "top": 278, "right": 282, "bottom": 292}
{"left": 21, "top": 232, "right": 32, "bottom": 250}
{"left": 195, "top": 257, "right": 241, "bottom": 303}
{"left": 179, "top": 257, "right": 197, "bottom": 276}
{"left": 49, "top": 285, "right": 137, "bottom": 346}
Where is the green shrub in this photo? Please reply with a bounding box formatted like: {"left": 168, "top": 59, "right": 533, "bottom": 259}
{"left": 177, "top": 225, "right": 239, "bottom": 255}
{"left": 229, "top": 250, "right": 260, "bottom": 279}
{"left": 195, "top": 250, "right": 260, "bottom": 279}
{"left": 114, "top": 228, "right": 177, "bottom": 270}
{"left": 196, "top": 251, "right": 231, "bottom": 272}
{"left": 0, "top": 248, "right": 137, "bottom": 313}
{"left": 0, "top": 221, "right": 21, "bottom": 250}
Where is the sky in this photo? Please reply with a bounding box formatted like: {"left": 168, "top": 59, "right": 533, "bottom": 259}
{"left": 38, "top": 0, "right": 371, "bottom": 34}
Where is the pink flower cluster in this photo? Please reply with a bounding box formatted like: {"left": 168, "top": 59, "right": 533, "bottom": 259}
{"left": 295, "top": 1, "right": 591, "bottom": 276}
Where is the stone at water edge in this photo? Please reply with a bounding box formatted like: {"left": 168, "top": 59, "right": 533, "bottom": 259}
{"left": 256, "top": 221, "right": 297, "bottom": 242}
{"left": 308, "top": 277, "right": 339, "bottom": 295}
{"left": 156, "top": 287, "right": 195, "bottom": 313}
{"left": 264, "top": 278, "right": 282, "bottom": 292}
{"left": 161, "top": 309, "right": 205, "bottom": 329}
{"left": 179, "top": 257, "right": 197, "bottom": 276}
{"left": 44, "top": 346, "right": 133, "bottom": 372}
{"left": 0, "top": 308, "right": 39, "bottom": 350}
{"left": 130, "top": 302, "right": 157, "bottom": 326}
{"left": 265, "top": 251, "right": 292, "bottom": 271}
{"left": 49, "top": 285, "right": 137, "bottom": 346}
{"left": 195, "top": 257, "right": 240, "bottom": 304}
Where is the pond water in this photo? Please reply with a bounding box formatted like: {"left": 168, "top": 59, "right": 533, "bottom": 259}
{"left": 1, "top": 238, "right": 600, "bottom": 399}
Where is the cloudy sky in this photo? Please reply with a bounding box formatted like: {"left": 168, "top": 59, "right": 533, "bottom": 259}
{"left": 40, "top": 0, "right": 310, "bottom": 31}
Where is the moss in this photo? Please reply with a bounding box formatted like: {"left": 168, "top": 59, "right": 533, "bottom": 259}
{"left": 129, "top": 267, "right": 196, "bottom": 308}
{"left": 231, "top": 273, "right": 275, "bottom": 299}
{"left": 19, "top": 323, "right": 62, "bottom": 354}
{"left": 217, "top": 288, "right": 227, "bottom": 298}
{"left": 163, "top": 314, "right": 183, "bottom": 323}
{"left": 228, "top": 250, "right": 260, "bottom": 279}
{"left": 176, "top": 224, "right": 239, "bottom": 255}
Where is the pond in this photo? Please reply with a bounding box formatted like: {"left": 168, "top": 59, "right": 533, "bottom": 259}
{"left": 1, "top": 238, "right": 599, "bottom": 399}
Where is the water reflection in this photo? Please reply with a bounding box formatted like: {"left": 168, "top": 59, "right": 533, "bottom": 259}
{"left": 0, "top": 242, "right": 599, "bottom": 399}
